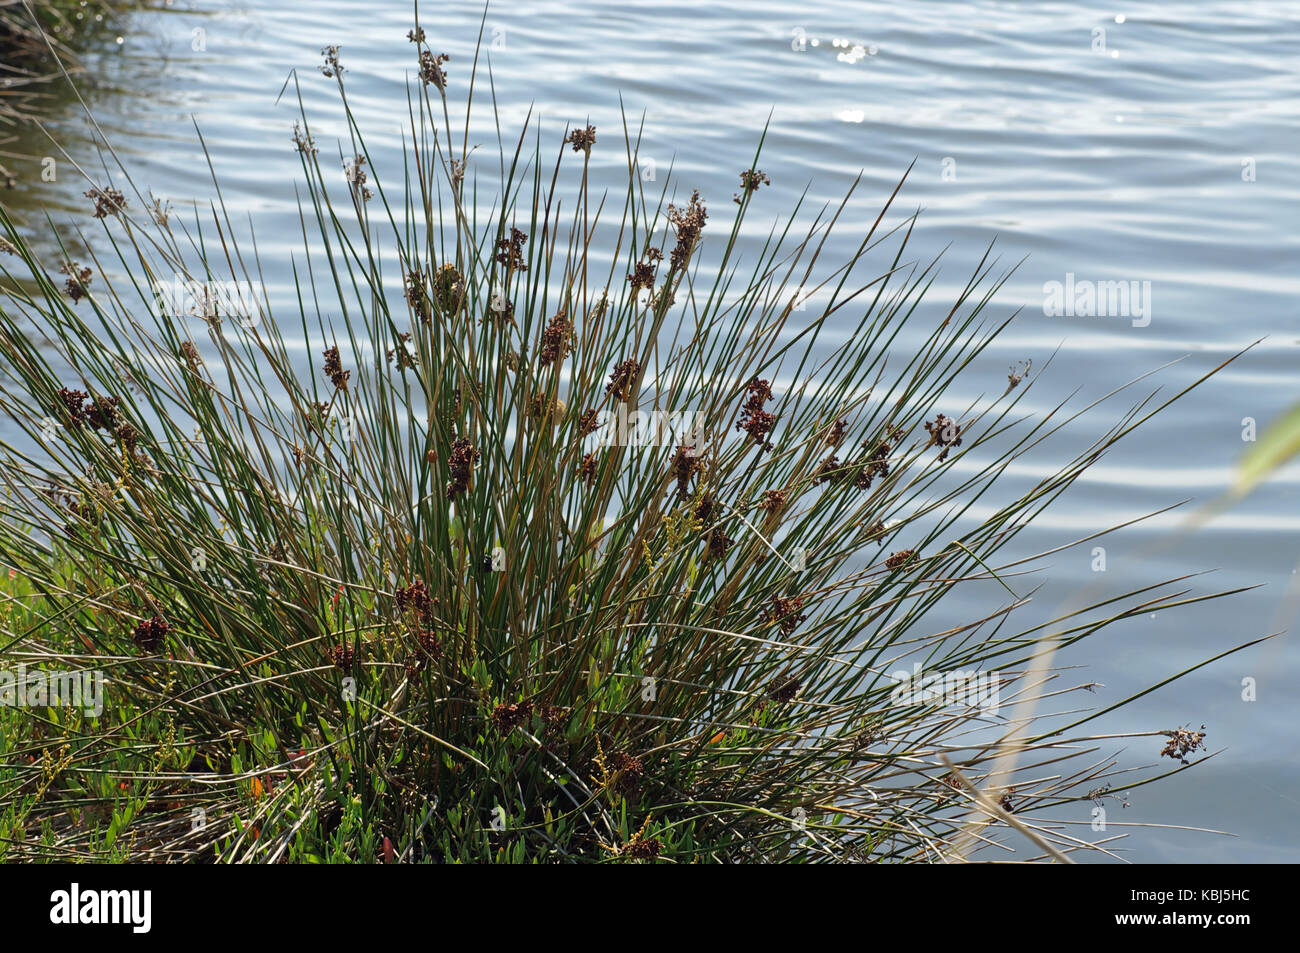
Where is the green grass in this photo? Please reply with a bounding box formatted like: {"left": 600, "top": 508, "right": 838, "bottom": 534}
{"left": 0, "top": 11, "right": 1266, "bottom": 863}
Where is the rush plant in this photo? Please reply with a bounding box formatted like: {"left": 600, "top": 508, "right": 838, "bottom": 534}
{"left": 0, "top": 13, "right": 1263, "bottom": 862}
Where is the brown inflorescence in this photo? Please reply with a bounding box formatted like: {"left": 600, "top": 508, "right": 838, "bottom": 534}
{"left": 885, "top": 549, "right": 916, "bottom": 570}
{"left": 538, "top": 312, "right": 573, "bottom": 366}
{"left": 133, "top": 615, "right": 169, "bottom": 653}
{"left": 323, "top": 346, "right": 350, "bottom": 391}
{"left": 924, "top": 413, "right": 963, "bottom": 461}
{"left": 626, "top": 258, "right": 657, "bottom": 293}
{"left": 395, "top": 581, "right": 437, "bottom": 625}
{"left": 733, "top": 168, "right": 770, "bottom": 203}
{"left": 768, "top": 677, "right": 801, "bottom": 704}
{"left": 327, "top": 643, "right": 356, "bottom": 672}
{"left": 606, "top": 359, "right": 639, "bottom": 401}
{"left": 419, "top": 50, "right": 450, "bottom": 90}
{"left": 85, "top": 186, "right": 126, "bottom": 219}
{"left": 61, "top": 262, "right": 92, "bottom": 303}
{"left": 736, "top": 377, "right": 776, "bottom": 451}
{"left": 706, "top": 526, "right": 733, "bottom": 560}
{"left": 1160, "top": 724, "right": 1207, "bottom": 764}
{"left": 667, "top": 189, "right": 707, "bottom": 271}
{"left": 496, "top": 227, "right": 529, "bottom": 273}
{"left": 565, "top": 124, "right": 596, "bottom": 154}
{"left": 672, "top": 444, "right": 702, "bottom": 498}
{"left": 578, "top": 408, "right": 601, "bottom": 435}
{"left": 490, "top": 700, "right": 534, "bottom": 734}
{"left": 446, "top": 437, "right": 481, "bottom": 500}
{"left": 607, "top": 751, "right": 644, "bottom": 794}
{"left": 764, "top": 594, "right": 806, "bottom": 635}
{"left": 579, "top": 452, "right": 598, "bottom": 486}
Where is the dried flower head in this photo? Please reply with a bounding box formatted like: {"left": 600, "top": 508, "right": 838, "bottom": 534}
{"left": 706, "top": 526, "right": 733, "bottom": 560}
{"left": 56, "top": 387, "right": 90, "bottom": 426}
{"left": 578, "top": 408, "right": 601, "bottom": 436}
{"left": 579, "top": 451, "right": 599, "bottom": 486}
{"left": 344, "top": 155, "right": 374, "bottom": 201}
{"left": 395, "top": 581, "right": 437, "bottom": 624}
{"left": 386, "top": 331, "right": 415, "bottom": 370}
{"left": 432, "top": 263, "right": 465, "bottom": 312}
{"left": 667, "top": 189, "right": 707, "bottom": 271}
{"left": 180, "top": 341, "right": 202, "bottom": 371}
{"left": 538, "top": 312, "right": 573, "bottom": 366}
{"left": 292, "top": 121, "right": 317, "bottom": 155}
{"left": 496, "top": 227, "right": 529, "bottom": 272}
{"left": 607, "top": 751, "right": 644, "bottom": 793}
{"left": 1160, "top": 724, "right": 1207, "bottom": 764}
{"left": 85, "top": 186, "right": 126, "bottom": 219}
{"left": 133, "top": 615, "right": 169, "bottom": 653}
{"left": 764, "top": 594, "right": 807, "bottom": 635}
{"left": 733, "top": 168, "right": 770, "bottom": 203}
{"left": 327, "top": 643, "right": 356, "bottom": 672}
{"left": 924, "top": 413, "right": 963, "bottom": 461}
{"left": 320, "top": 45, "right": 345, "bottom": 78}
{"left": 419, "top": 50, "right": 450, "bottom": 90}
{"left": 768, "top": 677, "right": 801, "bottom": 704}
{"left": 627, "top": 258, "right": 658, "bottom": 293}
{"left": 490, "top": 700, "right": 534, "bottom": 734}
{"left": 446, "top": 436, "right": 481, "bottom": 500}
{"left": 86, "top": 395, "right": 121, "bottom": 432}
{"left": 322, "top": 345, "right": 350, "bottom": 391}
{"left": 565, "top": 123, "right": 596, "bottom": 154}
{"left": 736, "top": 377, "right": 776, "bottom": 451}
{"left": 672, "top": 444, "right": 702, "bottom": 498}
{"left": 60, "top": 262, "right": 92, "bottom": 303}
{"left": 606, "top": 359, "right": 639, "bottom": 401}
{"left": 759, "top": 489, "right": 787, "bottom": 514}
{"left": 619, "top": 835, "right": 661, "bottom": 861}
{"left": 885, "top": 549, "right": 916, "bottom": 570}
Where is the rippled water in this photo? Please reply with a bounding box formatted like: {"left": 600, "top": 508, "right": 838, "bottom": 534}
{"left": 4, "top": 0, "right": 1298, "bottom": 861}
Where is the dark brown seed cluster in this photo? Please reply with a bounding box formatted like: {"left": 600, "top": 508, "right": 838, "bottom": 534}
{"left": 885, "top": 549, "right": 916, "bottom": 570}
{"left": 667, "top": 189, "right": 707, "bottom": 271}
{"left": 85, "top": 395, "right": 120, "bottom": 431}
{"left": 395, "top": 581, "right": 437, "bottom": 624}
{"left": 405, "top": 269, "right": 430, "bottom": 320}
{"left": 759, "top": 489, "right": 787, "bottom": 514}
{"left": 607, "top": 751, "right": 644, "bottom": 794}
{"left": 736, "top": 377, "right": 776, "bottom": 451}
{"left": 620, "top": 836, "right": 661, "bottom": 860}
{"left": 733, "top": 168, "right": 770, "bottom": 203}
{"left": 320, "top": 45, "right": 344, "bottom": 77}
{"left": 446, "top": 436, "right": 480, "bottom": 500}
{"left": 404, "top": 629, "right": 443, "bottom": 675}
{"left": 578, "top": 408, "right": 601, "bottom": 435}
{"left": 1160, "top": 724, "right": 1207, "bottom": 764}
{"left": 386, "top": 332, "right": 415, "bottom": 369}
{"left": 672, "top": 444, "right": 702, "bottom": 498}
{"left": 496, "top": 227, "right": 528, "bottom": 273}
{"left": 323, "top": 346, "right": 350, "bottom": 391}
{"left": 605, "top": 359, "right": 639, "bottom": 401}
{"left": 55, "top": 389, "right": 139, "bottom": 450}
{"left": 764, "top": 594, "right": 806, "bottom": 635}
{"left": 57, "top": 387, "right": 89, "bottom": 426}
{"left": 565, "top": 123, "right": 596, "bottom": 154}
{"left": 490, "top": 700, "right": 534, "bottom": 734}
{"left": 432, "top": 263, "right": 464, "bottom": 312}
{"left": 180, "top": 340, "right": 202, "bottom": 371}
{"left": 327, "top": 643, "right": 356, "bottom": 672}
{"left": 418, "top": 50, "right": 450, "bottom": 90}
{"left": 626, "top": 258, "right": 657, "bottom": 293}
{"left": 85, "top": 186, "right": 127, "bottom": 219}
{"left": 924, "top": 413, "right": 963, "bottom": 461}
{"left": 61, "top": 262, "right": 92, "bottom": 303}
{"left": 579, "top": 452, "right": 598, "bottom": 486}
{"left": 538, "top": 312, "right": 572, "bottom": 366}
{"left": 827, "top": 418, "right": 847, "bottom": 447}
{"left": 133, "top": 615, "right": 169, "bottom": 653}
{"left": 767, "top": 677, "right": 801, "bottom": 704}
{"left": 706, "top": 526, "right": 733, "bottom": 560}
{"left": 407, "top": 27, "right": 425, "bottom": 43}
{"left": 693, "top": 492, "right": 716, "bottom": 527}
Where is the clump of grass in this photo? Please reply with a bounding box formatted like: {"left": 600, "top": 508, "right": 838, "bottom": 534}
{"left": 0, "top": 16, "right": 1264, "bottom": 863}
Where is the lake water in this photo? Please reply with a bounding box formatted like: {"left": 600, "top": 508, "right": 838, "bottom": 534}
{"left": 3, "top": 0, "right": 1298, "bottom": 861}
